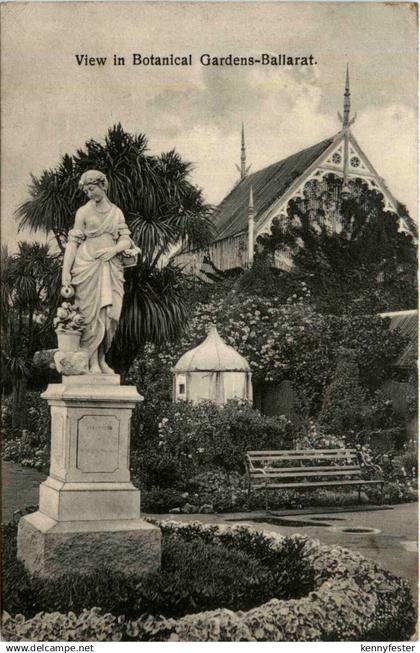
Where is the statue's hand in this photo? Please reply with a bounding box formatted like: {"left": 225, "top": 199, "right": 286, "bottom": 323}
{"left": 95, "top": 247, "right": 117, "bottom": 261}
{"left": 62, "top": 272, "right": 72, "bottom": 286}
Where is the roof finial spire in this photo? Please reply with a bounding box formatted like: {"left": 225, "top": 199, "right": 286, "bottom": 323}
{"left": 241, "top": 123, "right": 246, "bottom": 179}
{"left": 343, "top": 64, "right": 350, "bottom": 127}
{"left": 337, "top": 64, "right": 357, "bottom": 129}
{"left": 236, "top": 123, "right": 251, "bottom": 181}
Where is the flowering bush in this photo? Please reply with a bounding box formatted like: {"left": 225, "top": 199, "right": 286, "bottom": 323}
{"left": 319, "top": 348, "right": 367, "bottom": 434}
{"left": 2, "top": 609, "right": 124, "bottom": 642}
{"left": 2, "top": 520, "right": 415, "bottom": 641}
{"left": 53, "top": 302, "right": 85, "bottom": 332}
{"left": 188, "top": 470, "right": 249, "bottom": 512}
{"left": 364, "top": 440, "right": 418, "bottom": 504}
{"left": 1, "top": 392, "right": 50, "bottom": 472}
{"left": 294, "top": 419, "right": 346, "bottom": 450}
{"left": 130, "top": 399, "right": 294, "bottom": 491}
{"left": 140, "top": 471, "right": 250, "bottom": 514}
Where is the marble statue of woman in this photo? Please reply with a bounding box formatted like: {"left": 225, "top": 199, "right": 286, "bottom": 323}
{"left": 62, "top": 170, "right": 136, "bottom": 375}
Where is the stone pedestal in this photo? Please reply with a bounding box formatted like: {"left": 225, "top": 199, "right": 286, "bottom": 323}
{"left": 17, "top": 375, "right": 161, "bottom": 577}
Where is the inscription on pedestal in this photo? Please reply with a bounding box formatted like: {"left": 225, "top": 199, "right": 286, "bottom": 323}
{"left": 77, "top": 415, "right": 120, "bottom": 473}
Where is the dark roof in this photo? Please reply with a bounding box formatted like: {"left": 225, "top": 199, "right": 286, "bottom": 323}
{"left": 213, "top": 136, "right": 334, "bottom": 241}
{"left": 381, "top": 310, "right": 418, "bottom": 368}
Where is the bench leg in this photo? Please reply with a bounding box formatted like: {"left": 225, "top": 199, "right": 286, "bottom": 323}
{"left": 358, "top": 486, "right": 361, "bottom": 504}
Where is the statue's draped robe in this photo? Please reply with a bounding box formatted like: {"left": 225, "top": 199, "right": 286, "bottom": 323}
{"left": 69, "top": 205, "right": 132, "bottom": 363}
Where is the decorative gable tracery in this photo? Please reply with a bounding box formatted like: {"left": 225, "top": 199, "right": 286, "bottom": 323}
{"left": 255, "top": 131, "right": 411, "bottom": 241}
{"left": 348, "top": 146, "right": 368, "bottom": 173}
{"left": 323, "top": 141, "right": 344, "bottom": 169}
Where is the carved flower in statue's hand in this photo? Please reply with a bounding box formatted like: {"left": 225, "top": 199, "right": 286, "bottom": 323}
{"left": 56, "top": 307, "right": 68, "bottom": 319}
{"left": 73, "top": 315, "right": 85, "bottom": 328}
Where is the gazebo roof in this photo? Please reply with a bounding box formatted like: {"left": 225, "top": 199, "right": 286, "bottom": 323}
{"left": 173, "top": 325, "right": 251, "bottom": 373}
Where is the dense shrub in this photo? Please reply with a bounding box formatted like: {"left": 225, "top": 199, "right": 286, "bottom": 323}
{"left": 131, "top": 399, "right": 293, "bottom": 489}
{"left": 362, "top": 439, "right": 418, "bottom": 504}
{"left": 1, "top": 392, "right": 50, "bottom": 472}
{"left": 142, "top": 480, "right": 391, "bottom": 513}
{"left": 318, "top": 349, "right": 367, "bottom": 434}
{"left": 393, "top": 448, "right": 418, "bottom": 482}
{"left": 141, "top": 487, "right": 192, "bottom": 513}
{"left": 2, "top": 520, "right": 415, "bottom": 642}
{"left": 2, "top": 609, "right": 124, "bottom": 642}
{"left": 378, "top": 482, "right": 417, "bottom": 504}
{"left": 188, "top": 470, "right": 248, "bottom": 512}
{"left": 142, "top": 470, "right": 250, "bottom": 513}
{"left": 134, "top": 534, "right": 283, "bottom": 617}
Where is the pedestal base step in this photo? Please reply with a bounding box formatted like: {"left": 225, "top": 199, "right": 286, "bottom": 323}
{"left": 39, "top": 478, "right": 140, "bottom": 521}
{"left": 17, "top": 512, "right": 161, "bottom": 577}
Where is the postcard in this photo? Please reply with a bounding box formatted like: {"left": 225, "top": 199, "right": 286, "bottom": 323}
{"left": 1, "top": 1, "right": 418, "bottom": 647}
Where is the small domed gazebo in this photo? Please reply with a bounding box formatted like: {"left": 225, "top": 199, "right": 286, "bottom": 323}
{"left": 173, "top": 325, "right": 252, "bottom": 405}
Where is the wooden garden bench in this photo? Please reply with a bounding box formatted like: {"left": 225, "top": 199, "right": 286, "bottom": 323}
{"left": 245, "top": 448, "right": 384, "bottom": 510}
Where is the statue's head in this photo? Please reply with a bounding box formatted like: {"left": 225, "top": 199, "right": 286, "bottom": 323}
{"left": 78, "top": 170, "right": 109, "bottom": 195}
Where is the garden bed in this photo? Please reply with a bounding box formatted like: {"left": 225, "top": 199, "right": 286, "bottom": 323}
{"left": 2, "top": 520, "right": 415, "bottom": 641}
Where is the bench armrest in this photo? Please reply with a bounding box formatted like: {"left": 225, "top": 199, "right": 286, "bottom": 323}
{"left": 357, "top": 449, "right": 383, "bottom": 477}
{"left": 250, "top": 468, "right": 268, "bottom": 476}
{"left": 365, "top": 462, "right": 384, "bottom": 478}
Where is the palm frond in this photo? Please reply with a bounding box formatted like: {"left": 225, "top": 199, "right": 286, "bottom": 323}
{"left": 109, "top": 263, "right": 188, "bottom": 372}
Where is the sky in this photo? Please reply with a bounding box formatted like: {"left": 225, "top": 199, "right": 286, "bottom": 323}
{"left": 1, "top": 1, "right": 418, "bottom": 250}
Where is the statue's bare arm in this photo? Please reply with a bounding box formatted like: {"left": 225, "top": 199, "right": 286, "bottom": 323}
{"left": 95, "top": 238, "right": 131, "bottom": 261}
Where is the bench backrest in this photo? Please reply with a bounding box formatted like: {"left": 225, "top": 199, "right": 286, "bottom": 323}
{"left": 246, "top": 449, "right": 362, "bottom": 481}
{"left": 247, "top": 448, "right": 357, "bottom": 463}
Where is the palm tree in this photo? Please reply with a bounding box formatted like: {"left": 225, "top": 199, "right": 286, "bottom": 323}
{"left": 1, "top": 243, "right": 61, "bottom": 426}
{"left": 16, "top": 156, "right": 78, "bottom": 254}
{"left": 16, "top": 124, "right": 214, "bottom": 372}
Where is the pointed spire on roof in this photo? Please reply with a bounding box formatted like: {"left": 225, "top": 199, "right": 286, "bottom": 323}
{"left": 241, "top": 122, "right": 246, "bottom": 179}
{"left": 235, "top": 123, "right": 251, "bottom": 181}
{"left": 337, "top": 65, "right": 357, "bottom": 129}
{"left": 343, "top": 64, "right": 351, "bottom": 127}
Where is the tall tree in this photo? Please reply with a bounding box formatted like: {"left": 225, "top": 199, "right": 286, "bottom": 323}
{"left": 1, "top": 243, "right": 61, "bottom": 426}
{"left": 256, "top": 177, "right": 417, "bottom": 314}
{"left": 16, "top": 124, "right": 214, "bottom": 372}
